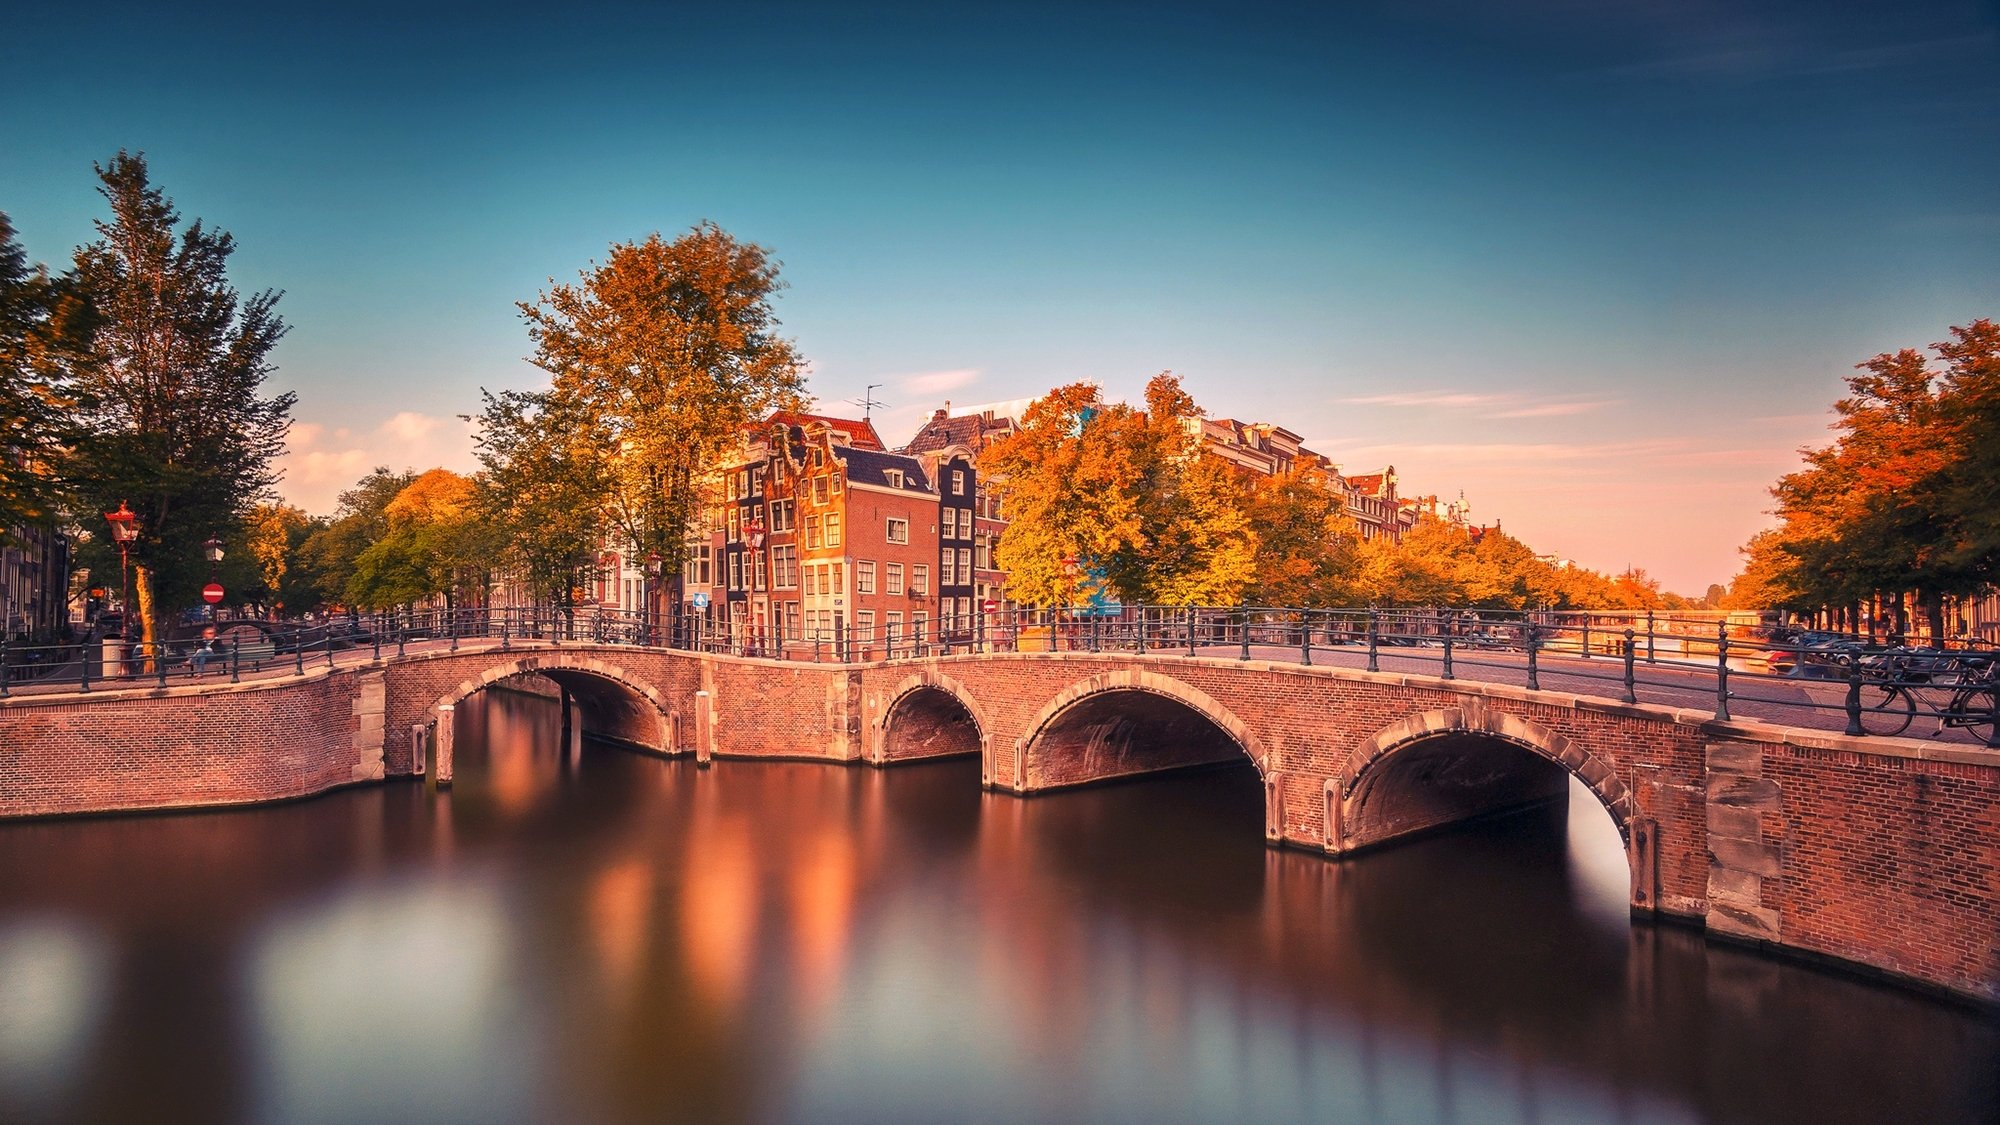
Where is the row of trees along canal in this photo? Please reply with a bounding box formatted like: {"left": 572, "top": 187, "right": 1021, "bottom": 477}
{"left": 1729, "top": 319, "right": 2000, "bottom": 642}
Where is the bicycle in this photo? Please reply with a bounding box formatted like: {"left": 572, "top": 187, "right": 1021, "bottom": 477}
{"left": 1852, "top": 657, "right": 1997, "bottom": 741}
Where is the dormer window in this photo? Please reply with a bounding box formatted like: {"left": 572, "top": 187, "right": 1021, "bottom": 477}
{"left": 885, "top": 469, "right": 904, "bottom": 488}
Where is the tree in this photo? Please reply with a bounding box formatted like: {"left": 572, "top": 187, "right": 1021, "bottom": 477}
{"left": 0, "top": 213, "right": 83, "bottom": 540}
{"left": 519, "top": 222, "right": 807, "bottom": 600}
{"left": 345, "top": 469, "right": 484, "bottom": 611}
{"left": 1106, "top": 375, "right": 1255, "bottom": 605}
{"left": 981, "top": 383, "right": 1144, "bottom": 607}
{"left": 470, "top": 388, "right": 610, "bottom": 610}
{"left": 1243, "top": 464, "right": 1362, "bottom": 607}
{"left": 302, "top": 468, "right": 416, "bottom": 606}
{"left": 244, "top": 501, "right": 312, "bottom": 615}
{"left": 62, "top": 152, "right": 292, "bottom": 652}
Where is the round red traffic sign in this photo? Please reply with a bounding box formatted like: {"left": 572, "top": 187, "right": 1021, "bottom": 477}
{"left": 982, "top": 599, "right": 998, "bottom": 612}
{"left": 202, "top": 582, "right": 225, "bottom": 604}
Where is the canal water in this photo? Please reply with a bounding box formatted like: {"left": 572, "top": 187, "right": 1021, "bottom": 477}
{"left": 0, "top": 688, "right": 1994, "bottom": 1124}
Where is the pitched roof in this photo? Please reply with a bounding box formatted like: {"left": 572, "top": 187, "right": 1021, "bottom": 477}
{"left": 900, "top": 408, "right": 1016, "bottom": 455}
{"left": 762, "top": 410, "right": 884, "bottom": 450}
{"left": 833, "top": 445, "right": 934, "bottom": 494}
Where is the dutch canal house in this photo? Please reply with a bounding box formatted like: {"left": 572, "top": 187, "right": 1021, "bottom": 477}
{"left": 900, "top": 404, "right": 1016, "bottom": 621}
{"left": 689, "top": 411, "right": 975, "bottom": 658}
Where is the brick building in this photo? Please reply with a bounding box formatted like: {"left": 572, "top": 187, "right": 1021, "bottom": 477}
{"left": 2, "top": 523, "right": 71, "bottom": 639}
{"left": 901, "top": 405, "right": 1014, "bottom": 622}
{"left": 689, "top": 412, "right": 975, "bottom": 656}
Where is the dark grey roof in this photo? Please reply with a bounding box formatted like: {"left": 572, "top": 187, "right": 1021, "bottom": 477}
{"left": 834, "top": 445, "right": 934, "bottom": 494}
{"left": 900, "top": 412, "right": 1015, "bottom": 455}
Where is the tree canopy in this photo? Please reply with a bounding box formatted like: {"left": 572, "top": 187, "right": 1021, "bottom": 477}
{"left": 61, "top": 152, "right": 293, "bottom": 647}
{"left": 1741, "top": 319, "right": 1999, "bottom": 636}
{"left": 518, "top": 223, "right": 808, "bottom": 577}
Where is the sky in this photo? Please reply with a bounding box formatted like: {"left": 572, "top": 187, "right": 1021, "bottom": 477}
{"left": 3, "top": 0, "right": 1997, "bottom": 593}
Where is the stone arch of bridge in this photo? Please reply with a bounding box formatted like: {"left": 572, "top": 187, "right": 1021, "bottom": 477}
{"left": 874, "top": 670, "right": 991, "bottom": 774}
{"left": 1012, "top": 669, "right": 1267, "bottom": 792}
{"left": 428, "top": 654, "right": 674, "bottom": 753}
{"left": 1329, "top": 704, "right": 1636, "bottom": 878}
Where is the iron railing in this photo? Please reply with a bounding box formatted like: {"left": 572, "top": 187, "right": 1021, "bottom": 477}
{"left": 3, "top": 604, "right": 1993, "bottom": 747}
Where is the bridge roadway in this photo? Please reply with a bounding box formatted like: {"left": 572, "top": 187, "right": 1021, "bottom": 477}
{"left": 1, "top": 636, "right": 1995, "bottom": 1004}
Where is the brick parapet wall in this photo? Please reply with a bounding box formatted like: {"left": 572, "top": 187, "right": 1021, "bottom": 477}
{"left": 0, "top": 666, "right": 373, "bottom": 817}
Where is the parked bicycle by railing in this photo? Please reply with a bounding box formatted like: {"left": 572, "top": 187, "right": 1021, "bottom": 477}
{"left": 1847, "top": 654, "right": 1998, "bottom": 740}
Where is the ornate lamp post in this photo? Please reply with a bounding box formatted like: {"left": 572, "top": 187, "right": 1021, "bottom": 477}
{"left": 645, "top": 551, "right": 663, "bottom": 646}
{"left": 103, "top": 502, "right": 140, "bottom": 634}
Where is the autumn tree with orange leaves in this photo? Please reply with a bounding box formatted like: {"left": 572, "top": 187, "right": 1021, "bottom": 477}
{"left": 1745, "top": 319, "right": 2000, "bottom": 638}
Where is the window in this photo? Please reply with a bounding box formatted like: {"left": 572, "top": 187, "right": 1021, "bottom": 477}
{"left": 941, "top": 553, "right": 957, "bottom": 586}
{"left": 726, "top": 472, "right": 739, "bottom": 501}
{"left": 770, "top": 499, "right": 793, "bottom": 532}
{"left": 941, "top": 512, "right": 954, "bottom": 541}
{"left": 886, "top": 517, "right": 909, "bottom": 544}
{"left": 832, "top": 563, "right": 845, "bottom": 596}
{"left": 753, "top": 551, "right": 767, "bottom": 591}
{"left": 975, "top": 534, "right": 990, "bottom": 570}
{"left": 958, "top": 509, "right": 972, "bottom": 539}
{"left": 729, "top": 552, "right": 743, "bottom": 591}
{"left": 737, "top": 468, "right": 750, "bottom": 498}
{"left": 785, "top": 602, "right": 800, "bottom": 640}
{"left": 814, "top": 476, "right": 829, "bottom": 504}
{"left": 773, "top": 546, "right": 797, "bottom": 589}
{"left": 803, "top": 566, "right": 818, "bottom": 597}
{"left": 856, "top": 610, "right": 875, "bottom": 645}
{"left": 886, "top": 562, "right": 904, "bottom": 596}
{"left": 684, "top": 544, "right": 712, "bottom": 586}
{"left": 826, "top": 513, "right": 841, "bottom": 548}
{"left": 958, "top": 548, "right": 971, "bottom": 582}
{"left": 804, "top": 515, "right": 821, "bottom": 550}
{"left": 856, "top": 560, "right": 876, "bottom": 595}
{"left": 912, "top": 612, "right": 928, "bottom": 641}
{"left": 885, "top": 469, "right": 903, "bottom": 488}
{"left": 952, "top": 469, "right": 965, "bottom": 495}
{"left": 887, "top": 611, "right": 903, "bottom": 646}
{"left": 727, "top": 508, "right": 740, "bottom": 542}
{"left": 912, "top": 564, "right": 930, "bottom": 595}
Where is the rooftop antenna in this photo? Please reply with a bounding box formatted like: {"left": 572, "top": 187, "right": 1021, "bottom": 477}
{"left": 850, "top": 383, "right": 886, "bottom": 421}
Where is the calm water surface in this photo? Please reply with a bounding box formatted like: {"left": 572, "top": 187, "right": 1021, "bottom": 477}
{"left": 0, "top": 688, "right": 1995, "bottom": 1124}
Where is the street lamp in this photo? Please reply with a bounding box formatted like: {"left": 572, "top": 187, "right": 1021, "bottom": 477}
{"left": 645, "top": 551, "right": 663, "bottom": 645}
{"left": 103, "top": 501, "right": 140, "bottom": 635}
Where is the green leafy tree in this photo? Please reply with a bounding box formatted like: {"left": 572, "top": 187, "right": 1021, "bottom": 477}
{"left": 62, "top": 152, "right": 292, "bottom": 652}
{"left": 0, "top": 213, "right": 84, "bottom": 539}
{"left": 519, "top": 222, "right": 808, "bottom": 603}
{"left": 301, "top": 467, "right": 417, "bottom": 611}
{"left": 471, "top": 389, "right": 609, "bottom": 610}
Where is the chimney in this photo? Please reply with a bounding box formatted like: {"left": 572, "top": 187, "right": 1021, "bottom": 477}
{"left": 932, "top": 407, "right": 948, "bottom": 423}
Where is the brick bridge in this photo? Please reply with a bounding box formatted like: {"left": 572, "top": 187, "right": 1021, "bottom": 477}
{"left": 2, "top": 641, "right": 1995, "bottom": 1003}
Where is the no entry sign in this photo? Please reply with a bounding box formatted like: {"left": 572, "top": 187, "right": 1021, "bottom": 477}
{"left": 202, "top": 582, "right": 225, "bottom": 604}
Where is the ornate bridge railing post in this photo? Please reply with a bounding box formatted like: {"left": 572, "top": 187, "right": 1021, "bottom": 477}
{"left": 1623, "top": 628, "right": 1636, "bottom": 703}
{"left": 1524, "top": 620, "right": 1539, "bottom": 691}
{"left": 1714, "top": 622, "right": 1732, "bottom": 722}
{"left": 1367, "top": 609, "right": 1379, "bottom": 673}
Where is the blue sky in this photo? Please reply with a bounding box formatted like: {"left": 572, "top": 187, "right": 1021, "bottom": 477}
{"left": 4, "top": 0, "right": 1997, "bottom": 591}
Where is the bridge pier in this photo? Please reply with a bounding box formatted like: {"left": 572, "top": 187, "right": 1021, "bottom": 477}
{"left": 435, "top": 702, "right": 455, "bottom": 788}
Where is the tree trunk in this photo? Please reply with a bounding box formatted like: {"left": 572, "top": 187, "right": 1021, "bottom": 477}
{"left": 133, "top": 563, "right": 160, "bottom": 674}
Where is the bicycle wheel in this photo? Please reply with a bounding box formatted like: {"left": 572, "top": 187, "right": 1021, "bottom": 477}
{"left": 1952, "top": 686, "right": 1997, "bottom": 745}
{"left": 1856, "top": 684, "right": 1915, "bottom": 737}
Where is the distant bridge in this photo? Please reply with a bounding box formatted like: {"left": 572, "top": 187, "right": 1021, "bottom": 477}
{"left": 2, "top": 636, "right": 1994, "bottom": 1004}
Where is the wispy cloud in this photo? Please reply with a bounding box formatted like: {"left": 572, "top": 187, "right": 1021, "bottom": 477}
{"left": 1491, "top": 400, "right": 1614, "bottom": 419}
{"left": 898, "top": 368, "right": 981, "bottom": 396}
{"left": 1341, "top": 390, "right": 1614, "bottom": 419}
{"left": 1342, "top": 391, "right": 1505, "bottom": 409}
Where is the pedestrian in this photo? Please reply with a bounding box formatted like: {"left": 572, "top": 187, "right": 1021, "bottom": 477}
{"left": 191, "top": 626, "right": 220, "bottom": 677}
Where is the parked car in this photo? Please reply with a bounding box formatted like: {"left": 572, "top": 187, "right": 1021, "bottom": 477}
{"left": 1760, "top": 631, "right": 1866, "bottom": 677}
